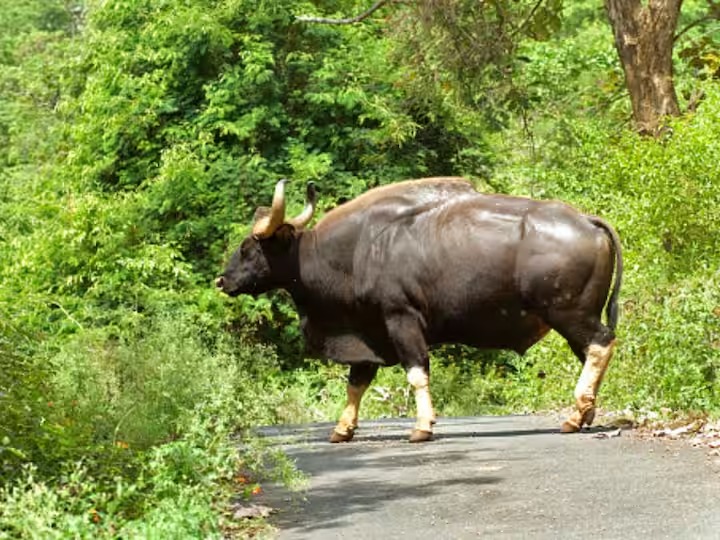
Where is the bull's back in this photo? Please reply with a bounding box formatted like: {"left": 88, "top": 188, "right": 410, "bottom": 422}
{"left": 314, "top": 177, "right": 475, "bottom": 235}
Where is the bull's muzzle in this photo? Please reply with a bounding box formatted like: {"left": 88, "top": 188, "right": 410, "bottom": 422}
{"left": 215, "top": 276, "right": 225, "bottom": 289}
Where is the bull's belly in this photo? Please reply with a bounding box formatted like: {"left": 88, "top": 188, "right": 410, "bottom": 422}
{"left": 429, "top": 309, "right": 551, "bottom": 354}
{"left": 300, "top": 306, "right": 551, "bottom": 365}
{"left": 301, "top": 315, "right": 400, "bottom": 366}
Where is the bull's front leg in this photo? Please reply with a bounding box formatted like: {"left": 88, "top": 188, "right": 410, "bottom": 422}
{"left": 330, "top": 362, "right": 378, "bottom": 443}
{"left": 406, "top": 364, "right": 435, "bottom": 443}
{"left": 386, "top": 313, "right": 435, "bottom": 443}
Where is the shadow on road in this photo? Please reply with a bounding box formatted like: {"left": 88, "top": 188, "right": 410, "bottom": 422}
{"left": 283, "top": 447, "right": 518, "bottom": 475}
{"left": 255, "top": 416, "right": 597, "bottom": 536}
{"left": 255, "top": 416, "right": 582, "bottom": 446}
{"left": 268, "top": 473, "right": 502, "bottom": 536}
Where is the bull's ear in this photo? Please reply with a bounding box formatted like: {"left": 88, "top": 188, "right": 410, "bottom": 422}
{"left": 274, "top": 223, "right": 297, "bottom": 243}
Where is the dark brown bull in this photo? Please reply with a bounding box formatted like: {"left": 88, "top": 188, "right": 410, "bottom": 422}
{"left": 216, "top": 177, "right": 622, "bottom": 442}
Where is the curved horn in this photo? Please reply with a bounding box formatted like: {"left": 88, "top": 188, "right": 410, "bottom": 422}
{"left": 252, "top": 179, "right": 288, "bottom": 238}
{"left": 287, "top": 182, "right": 317, "bottom": 230}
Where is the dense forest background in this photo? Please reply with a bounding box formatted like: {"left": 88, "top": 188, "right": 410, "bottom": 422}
{"left": 1, "top": 0, "right": 719, "bottom": 536}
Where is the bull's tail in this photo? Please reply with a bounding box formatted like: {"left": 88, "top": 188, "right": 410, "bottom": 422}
{"left": 588, "top": 216, "right": 623, "bottom": 331}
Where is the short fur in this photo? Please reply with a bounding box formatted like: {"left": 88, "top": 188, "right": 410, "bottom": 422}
{"left": 218, "top": 178, "right": 623, "bottom": 435}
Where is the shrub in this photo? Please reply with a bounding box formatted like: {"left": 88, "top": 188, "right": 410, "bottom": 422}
{"left": 0, "top": 313, "right": 302, "bottom": 537}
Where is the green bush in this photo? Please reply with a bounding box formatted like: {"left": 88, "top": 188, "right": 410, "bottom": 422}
{"left": 0, "top": 312, "right": 304, "bottom": 537}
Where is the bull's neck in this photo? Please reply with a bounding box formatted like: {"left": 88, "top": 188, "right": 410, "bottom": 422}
{"left": 281, "top": 230, "right": 313, "bottom": 302}
{"left": 286, "top": 230, "right": 352, "bottom": 309}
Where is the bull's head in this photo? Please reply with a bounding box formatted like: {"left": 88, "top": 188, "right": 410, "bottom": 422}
{"left": 216, "top": 180, "right": 317, "bottom": 297}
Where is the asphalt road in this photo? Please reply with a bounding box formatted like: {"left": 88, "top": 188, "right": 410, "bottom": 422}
{"left": 256, "top": 416, "right": 720, "bottom": 540}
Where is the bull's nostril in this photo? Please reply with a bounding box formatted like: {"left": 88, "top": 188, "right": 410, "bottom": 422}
{"left": 215, "top": 276, "right": 224, "bottom": 289}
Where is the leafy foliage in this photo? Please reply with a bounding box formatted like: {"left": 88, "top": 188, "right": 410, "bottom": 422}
{"left": 1, "top": 0, "right": 719, "bottom": 536}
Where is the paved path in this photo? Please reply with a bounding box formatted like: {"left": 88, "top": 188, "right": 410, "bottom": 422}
{"left": 257, "top": 416, "right": 720, "bottom": 539}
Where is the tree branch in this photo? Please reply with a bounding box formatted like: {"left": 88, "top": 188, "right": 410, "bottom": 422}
{"left": 296, "top": 0, "right": 392, "bottom": 25}
{"left": 511, "top": 0, "right": 546, "bottom": 37}
{"left": 674, "top": 15, "right": 714, "bottom": 42}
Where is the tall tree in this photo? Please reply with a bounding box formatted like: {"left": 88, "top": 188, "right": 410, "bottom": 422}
{"left": 604, "top": 0, "right": 682, "bottom": 134}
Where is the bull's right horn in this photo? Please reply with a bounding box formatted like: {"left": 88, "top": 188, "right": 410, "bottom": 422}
{"left": 287, "top": 182, "right": 317, "bottom": 230}
{"left": 252, "top": 179, "right": 287, "bottom": 238}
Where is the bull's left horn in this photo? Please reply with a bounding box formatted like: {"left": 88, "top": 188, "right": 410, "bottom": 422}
{"left": 287, "top": 182, "right": 317, "bottom": 230}
{"left": 253, "top": 179, "right": 288, "bottom": 238}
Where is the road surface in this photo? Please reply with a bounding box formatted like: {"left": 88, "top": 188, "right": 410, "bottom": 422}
{"left": 256, "top": 415, "right": 720, "bottom": 539}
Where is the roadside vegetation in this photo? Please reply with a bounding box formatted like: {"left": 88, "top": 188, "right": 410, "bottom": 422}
{"left": 1, "top": 0, "right": 718, "bottom": 536}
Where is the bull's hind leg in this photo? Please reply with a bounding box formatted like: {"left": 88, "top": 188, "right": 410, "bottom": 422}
{"left": 562, "top": 339, "right": 616, "bottom": 432}
{"left": 547, "top": 311, "right": 616, "bottom": 433}
{"left": 330, "top": 363, "right": 378, "bottom": 443}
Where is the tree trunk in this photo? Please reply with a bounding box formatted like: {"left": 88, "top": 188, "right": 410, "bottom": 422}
{"left": 605, "top": 0, "right": 682, "bottom": 135}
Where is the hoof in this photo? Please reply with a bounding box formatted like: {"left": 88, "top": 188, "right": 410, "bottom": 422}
{"left": 329, "top": 428, "right": 355, "bottom": 443}
{"left": 561, "top": 419, "right": 581, "bottom": 433}
{"left": 409, "top": 429, "right": 433, "bottom": 443}
{"left": 562, "top": 398, "right": 597, "bottom": 433}
{"left": 561, "top": 406, "right": 596, "bottom": 433}
{"left": 583, "top": 408, "right": 596, "bottom": 427}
